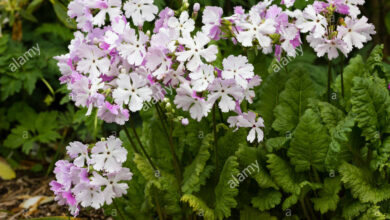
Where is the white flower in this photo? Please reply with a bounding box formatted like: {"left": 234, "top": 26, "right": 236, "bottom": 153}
{"left": 117, "top": 28, "right": 149, "bottom": 66}
{"left": 189, "top": 64, "right": 215, "bottom": 92}
{"left": 145, "top": 48, "right": 171, "bottom": 80}
{"left": 237, "top": 111, "right": 265, "bottom": 143}
{"left": 163, "top": 62, "right": 186, "bottom": 87}
{"left": 307, "top": 35, "right": 349, "bottom": 60}
{"left": 236, "top": 9, "right": 276, "bottom": 47}
{"left": 176, "top": 32, "right": 218, "bottom": 72}
{"left": 338, "top": 16, "right": 375, "bottom": 51}
{"left": 222, "top": 55, "right": 254, "bottom": 89}
{"left": 242, "top": 75, "right": 262, "bottom": 104}
{"left": 174, "top": 83, "right": 212, "bottom": 121}
{"left": 124, "top": 0, "right": 158, "bottom": 26}
{"left": 76, "top": 44, "right": 110, "bottom": 79}
{"left": 207, "top": 79, "right": 243, "bottom": 112}
{"left": 66, "top": 142, "right": 90, "bottom": 168}
{"left": 90, "top": 136, "right": 128, "bottom": 173}
{"left": 92, "top": 0, "right": 122, "bottom": 27}
{"left": 90, "top": 168, "right": 133, "bottom": 205}
{"left": 168, "top": 11, "right": 195, "bottom": 37}
{"left": 296, "top": 5, "right": 327, "bottom": 38}
{"left": 112, "top": 73, "right": 152, "bottom": 112}
{"left": 343, "top": 0, "right": 364, "bottom": 18}
{"left": 69, "top": 76, "right": 105, "bottom": 115}
{"left": 73, "top": 182, "right": 104, "bottom": 209}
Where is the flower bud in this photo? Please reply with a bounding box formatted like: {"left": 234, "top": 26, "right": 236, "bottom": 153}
{"left": 181, "top": 118, "right": 189, "bottom": 126}
{"left": 193, "top": 3, "right": 200, "bottom": 12}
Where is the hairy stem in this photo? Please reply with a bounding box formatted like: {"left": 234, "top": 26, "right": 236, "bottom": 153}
{"left": 327, "top": 60, "right": 332, "bottom": 102}
{"left": 155, "top": 104, "right": 182, "bottom": 195}
{"left": 129, "top": 119, "right": 157, "bottom": 171}
{"left": 213, "top": 104, "right": 218, "bottom": 171}
{"left": 341, "top": 57, "right": 345, "bottom": 98}
{"left": 300, "top": 198, "right": 311, "bottom": 220}
{"left": 123, "top": 125, "right": 140, "bottom": 154}
{"left": 153, "top": 191, "right": 164, "bottom": 220}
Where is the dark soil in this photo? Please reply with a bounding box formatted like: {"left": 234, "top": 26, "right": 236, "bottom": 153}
{"left": 0, "top": 171, "right": 111, "bottom": 220}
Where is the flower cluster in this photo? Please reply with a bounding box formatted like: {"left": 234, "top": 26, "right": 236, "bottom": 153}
{"left": 50, "top": 136, "right": 132, "bottom": 216}
{"left": 56, "top": 0, "right": 375, "bottom": 144}
{"left": 297, "top": 0, "right": 375, "bottom": 59}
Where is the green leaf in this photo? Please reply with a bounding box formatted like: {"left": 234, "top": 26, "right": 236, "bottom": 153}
{"left": 3, "top": 126, "right": 29, "bottom": 149}
{"left": 35, "top": 23, "right": 73, "bottom": 41}
{"left": 272, "top": 68, "right": 318, "bottom": 134}
{"left": 351, "top": 77, "right": 390, "bottom": 143}
{"left": 314, "top": 101, "right": 345, "bottom": 133}
{"left": 288, "top": 109, "right": 330, "bottom": 172}
{"left": 311, "top": 177, "right": 342, "bottom": 214}
{"left": 265, "top": 137, "right": 288, "bottom": 152}
{"left": 342, "top": 200, "right": 369, "bottom": 219}
{"left": 240, "top": 206, "right": 277, "bottom": 220}
{"left": 51, "top": 0, "right": 77, "bottom": 29}
{"left": 235, "top": 144, "right": 278, "bottom": 189}
{"left": 214, "top": 156, "right": 240, "bottom": 220}
{"left": 366, "top": 44, "right": 385, "bottom": 75}
{"left": 254, "top": 70, "right": 289, "bottom": 132}
{"left": 266, "top": 154, "right": 302, "bottom": 194}
{"left": 251, "top": 189, "right": 282, "bottom": 211}
{"left": 282, "top": 193, "right": 300, "bottom": 210}
{"left": 182, "top": 134, "right": 213, "bottom": 194}
{"left": 333, "top": 55, "right": 365, "bottom": 108}
{"left": 339, "top": 162, "right": 390, "bottom": 203}
{"left": 325, "top": 115, "right": 355, "bottom": 170}
{"left": 181, "top": 194, "right": 215, "bottom": 219}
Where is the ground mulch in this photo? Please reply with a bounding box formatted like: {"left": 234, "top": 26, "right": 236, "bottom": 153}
{"left": 0, "top": 171, "right": 111, "bottom": 220}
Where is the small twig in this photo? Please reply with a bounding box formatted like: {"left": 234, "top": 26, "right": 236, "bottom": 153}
{"left": 212, "top": 104, "right": 218, "bottom": 171}
{"left": 123, "top": 125, "right": 140, "bottom": 154}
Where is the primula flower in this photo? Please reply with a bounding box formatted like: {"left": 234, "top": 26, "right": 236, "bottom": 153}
{"left": 338, "top": 16, "right": 376, "bottom": 51}
{"left": 207, "top": 79, "right": 243, "bottom": 112}
{"left": 236, "top": 9, "right": 276, "bottom": 48}
{"left": 176, "top": 32, "right": 218, "bottom": 72}
{"left": 112, "top": 73, "right": 153, "bottom": 112}
{"left": 163, "top": 63, "right": 186, "bottom": 87}
{"left": 117, "top": 28, "right": 149, "bottom": 66}
{"left": 343, "top": 0, "right": 365, "bottom": 18}
{"left": 242, "top": 75, "right": 262, "bottom": 104}
{"left": 189, "top": 64, "right": 216, "bottom": 92}
{"left": 90, "top": 168, "right": 133, "bottom": 205}
{"left": 281, "top": 0, "right": 295, "bottom": 8}
{"left": 221, "top": 55, "right": 254, "bottom": 89}
{"left": 296, "top": 5, "right": 327, "bottom": 38}
{"left": 145, "top": 48, "right": 172, "bottom": 80}
{"left": 97, "top": 101, "right": 130, "bottom": 125}
{"left": 154, "top": 7, "right": 174, "bottom": 33}
{"left": 168, "top": 11, "right": 195, "bottom": 37}
{"left": 174, "top": 83, "right": 212, "bottom": 121}
{"left": 123, "top": 0, "right": 158, "bottom": 26}
{"left": 69, "top": 76, "right": 105, "bottom": 116}
{"left": 73, "top": 182, "right": 104, "bottom": 209}
{"left": 91, "top": 0, "right": 122, "bottom": 27}
{"left": 202, "top": 6, "right": 223, "bottom": 40}
{"left": 308, "top": 35, "right": 349, "bottom": 60}
{"left": 76, "top": 44, "right": 110, "bottom": 79}
{"left": 66, "top": 141, "right": 90, "bottom": 168}
{"left": 237, "top": 111, "right": 265, "bottom": 143}
{"left": 90, "top": 136, "right": 128, "bottom": 173}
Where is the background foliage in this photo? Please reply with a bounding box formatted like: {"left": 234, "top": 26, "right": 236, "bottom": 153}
{"left": 1, "top": 0, "right": 390, "bottom": 219}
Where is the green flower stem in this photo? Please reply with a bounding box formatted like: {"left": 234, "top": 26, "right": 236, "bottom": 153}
{"left": 328, "top": 60, "right": 332, "bottom": 102}
{"left": 341, "top": 56, "right": 345, "bottom": 98}
{"left": 129, "top": 118, "right": 157, "bottom": 171}
{"left": 300, "top": 198, "right": 311, "bottom": 220}
{"left": 153, "top": 191, "right": 164, "bottom": 220}
{"left": 123, "top": 125, "right": 140, "bottom": 154}
{"left": 155, "top": 104, "right": 182, "bottom": 195}
{"left": 213, "top": 103, "right": 218, "bottom": 171}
